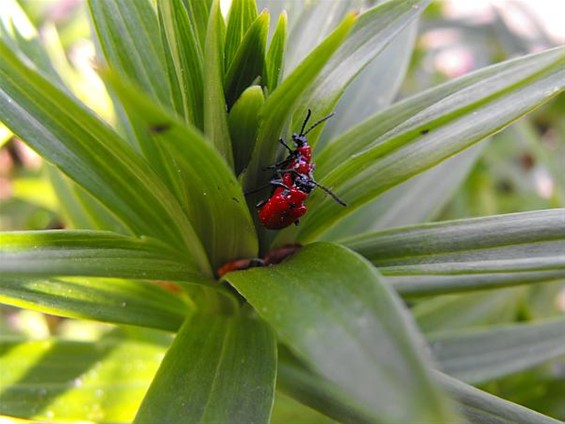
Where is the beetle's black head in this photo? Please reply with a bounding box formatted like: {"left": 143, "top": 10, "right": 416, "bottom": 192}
{"left": 292, "top": 133, "right": 307, "bottom": 147}
{"left": 294, "top": 175, "right": 315, "bottom": 193}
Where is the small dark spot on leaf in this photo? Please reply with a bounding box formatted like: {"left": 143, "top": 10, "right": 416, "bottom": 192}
{"left": 150, "top": 123, "right": 172, "bottom": 133}
{"left": 232, "top": 197, "right": 240, "bottom": 203}
{"left": 420, "top": 129, "right": 430, "bottom": 135}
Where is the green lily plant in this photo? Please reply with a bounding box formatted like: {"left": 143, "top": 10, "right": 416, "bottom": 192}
{"left": 0, "top": 0, "right": 564, "bottom": 422}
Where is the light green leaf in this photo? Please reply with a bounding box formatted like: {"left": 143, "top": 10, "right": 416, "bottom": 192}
{"left": 264, "top": 10, "right": 287, "bottom": 93}
{"left": 224, "top": 0, "right": 258, "bottom": 67}
{"left": 342, "top": 209, "right": 565, "bottom": 296}
{"left": 243, "top": 12, "right": 356, "bottom": 192}
{"left": 0, "top": 230, "right": 203, "bottom": 282}
{"left": 0, "top": 40, "right": 209, "bottom": 273}
{"left": 297, "top": 47, "right": 565, "bottom": 242}
{"left": 0, "top": 330, "right": 169, "bottom": 422}
{"left": 228, "top": 85, "right": 265, "bottom": 175}
{"left": 227, "top": 242, "right": 460, "bottom": 424}
{"left": 0, "top": 276, "right": 187, "bottom": 331}
{"left": 87, "top": 0, "right": 172, "bottom": 108}
{"left": 430, "top": 318, "right": 565, "bottom": 385}
{"left": 102, "top": 70, "right": 258, "bottom": 268}
{"left": 203, "top": 0, "right": 233, "bottom": 167}
{"left": 134, "top": 314, "right": 277, "bottom": 424}
{"left": 158, "top": 0, "right": 204, "bottom": 128}
{"left": 224, "top": 10, "right": 269, "bottom": 108}
{"left": 437, "top": 372, "right": 562, "bottom": 424}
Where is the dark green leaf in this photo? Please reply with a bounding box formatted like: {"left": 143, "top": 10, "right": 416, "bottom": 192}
{"left": 227, "top": 242, "right": 460, "bottom": 423}
{"left": 297, "top": 47, "right": 565, "bottom": 242}
{"left": 342, "top": 209, "right": 565, "bottom": 295}
{"left": 224, "top": 10, "right": 269, "bottom": 108}
{"left": 134, "top": 314, "right": 277, "bottom": 424}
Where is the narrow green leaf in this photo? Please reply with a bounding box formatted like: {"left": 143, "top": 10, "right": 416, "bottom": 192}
{"left": 297, "top": 47, "right": 565, "bottom": 241}
{"left": 225, "top": 0, "right": 259, "bottom": 67}
{"left": 103, "top": 70, "right": 258, "bottom": 268}
{"left": 226, "top": 242, "right": 460, "bottom": 423}
{"left": 430, "top": 318, "right": 565, "bottom": 385}
{"left": 224, "top": 11, "right": 269, "bottom": 109}
{"left": 134, "top": 314, "right": 277, "bottom": 424}
{"left": 341, "top": 209, "right": 565, "bottom": 296}
{"left": 437, "top": 372, "right": 563, "bottom": 424}
{"left": 228, "top": 85, "right": 265, "bottom": 175}
{"left": 297, "top": 0, "right": 430, "bottom": 149}
{"left": 264, "top": 10, "right": 287, "bottom": 93}
{"left": 0, "top": 331, "right": 169, "bottom": 422}
{"left": 0, "top": 41, "right": 209, "bottom": 272}
{"left": 203, "top": 0, "right": 233, "bottom": 167}
{"left": 0, "top": 230, "right": 203, "bottom": 282}
{"left": 185, "top": 0, "right": 213, "bottom": 51}
{"left": 243, "top": 12, "right": 356, "bottom": 192}
{"left": 87, "top": 0, "right": 173, "bottom": 109}
{"left": 321, "top": 144, "right": 483, "bottom": 240}
{"left": 158, "top": 0, "right": 204, "bottom": 128}
{"left": 0, "top": 276, "right": 187, "bottom": 331}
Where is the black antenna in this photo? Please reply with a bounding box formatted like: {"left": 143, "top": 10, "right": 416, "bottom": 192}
{"left": 299, "top": 109, "right": 312, "bottom": 135}
{"left": 303, "top": 112, "right": 335, "bottom": 136}
{"left": 311, "top": 180, "right": 347, "bottom": 206}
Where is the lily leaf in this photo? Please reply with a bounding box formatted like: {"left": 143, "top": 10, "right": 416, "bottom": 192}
{"left": 341, "top": 209, "right": 565, "bottom": 296}
{"left": 134, "top": 314, "right": 277, "bottom": 424}
{"left": 437, "top": 372, "right": 562, "bottom": 424}
{"left": 430, "top": 318, "right": 565, "bottom": 385}
{"left": 0, "top": 230, "right": 202, "bottom": 282}
{"left": 297, "top": 47, "right": 565, "bottom": 242}
{"left": 0, "top": 40, "right": 209, "bottom": 273}
{"left": 87, "top": 0, "right": 173, "bottom": 108}
{"left": 102, "top": 70, "right": 258, "bottom": 268}
{"left": 203, "top": 0, "right": 233, "bottom": 166}
{"left": 158, "top": 0, "right": 204, "bottom": 128}
{"left": 224, "top": 10, "right": 269, "bottom": 109}
{"left": 226, "top": 242, "right": 461, "bottom": 423}
{"left": 0, "top": 276, "right": 187, "bottom": 331}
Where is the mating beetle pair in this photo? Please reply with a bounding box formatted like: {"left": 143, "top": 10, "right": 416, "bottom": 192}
{"left": 256, "top": 109, "right": 346, "bottom": 230}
